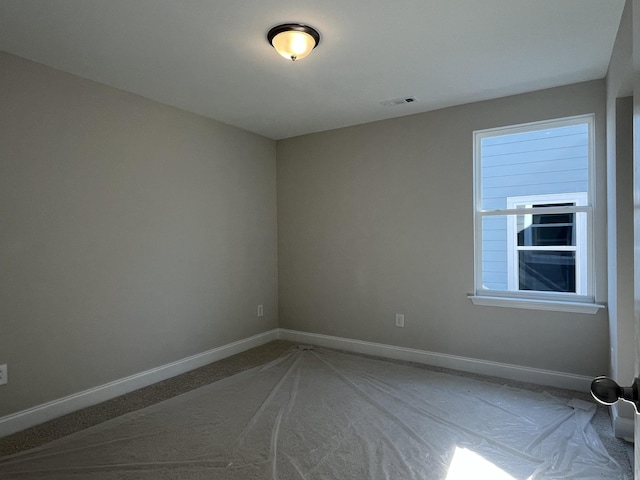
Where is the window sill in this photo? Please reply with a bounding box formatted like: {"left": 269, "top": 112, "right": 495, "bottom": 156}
{"left": 468, "top": 295, "right": 605, "bottom": 314}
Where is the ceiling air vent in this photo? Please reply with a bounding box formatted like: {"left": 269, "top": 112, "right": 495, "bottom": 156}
{"left": 381, "top": 96, "right": 417, "bottom": 107}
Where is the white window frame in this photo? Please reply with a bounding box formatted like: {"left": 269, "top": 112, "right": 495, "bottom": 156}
{"left": 470, "top": 114, "right": 603, "bottom": 314}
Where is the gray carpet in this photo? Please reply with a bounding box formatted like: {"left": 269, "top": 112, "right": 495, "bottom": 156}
{"left": 0, "top": 340, "right": 633, "bottom": 478}
{"left": 0, "top": 340, "right": 294, "bottom": 458}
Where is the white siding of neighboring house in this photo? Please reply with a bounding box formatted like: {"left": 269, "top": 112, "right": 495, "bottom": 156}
{"left": 480, "top": 124, "right": 589, "bottom": 291}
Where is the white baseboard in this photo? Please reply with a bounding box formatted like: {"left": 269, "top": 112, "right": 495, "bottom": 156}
{"left": 0, "top": 328, "right": 597, "bottom": 440}
{"left": 0, "top": 329, "right": 279, "bottom": 439}
{"left": 277, "top": 329, "right": 593, "bottom": 392}
{"left": 611, "top": 403, "right": 635, "bottom": 442}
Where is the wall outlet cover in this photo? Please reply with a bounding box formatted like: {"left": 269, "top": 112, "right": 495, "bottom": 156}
{"left": 0, "top": 364, "right": 7, "bottom": 385}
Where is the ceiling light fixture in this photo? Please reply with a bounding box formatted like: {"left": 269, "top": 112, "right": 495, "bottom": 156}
{"left": 267, "top": 23, "right": 320, "bottom": 62}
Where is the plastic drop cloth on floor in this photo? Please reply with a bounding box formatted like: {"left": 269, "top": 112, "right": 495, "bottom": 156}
{"left": 0, "top": 346, "right": 628, "bottom": 480}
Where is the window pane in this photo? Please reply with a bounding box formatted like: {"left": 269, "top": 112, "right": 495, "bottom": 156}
{"left": 480, "top": 212, "right": 585, "bottom": 294}
{"left": 517, "top": 213, "right": 575, "bottom": 247}
{"left": 518, "top": 251, "right": 576, "bottom": 292}
{"left": 531, "top": 203, "right": 573, "bottom": 222}
{"left": 480, "top": 124, "right": 588, "bottom": 211}
{"left": 481, "top": 216, "right": 508, "bottom": 291}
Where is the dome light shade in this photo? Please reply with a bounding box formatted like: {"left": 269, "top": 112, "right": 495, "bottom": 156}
{"left": 267, "top": 24, "right": 320, "bottom": 61}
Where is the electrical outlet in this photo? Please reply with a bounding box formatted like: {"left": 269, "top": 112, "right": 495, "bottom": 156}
{"left": 0, "top": 364, "right": 7, "bottom": 386}
{"left": 257, "top": 304, "right": 264, "bottom": 317}
{"left": 395, "top": 314, "right": 405, "bottom": 328}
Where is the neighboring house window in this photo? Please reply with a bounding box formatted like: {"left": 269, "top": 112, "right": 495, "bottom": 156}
{"left": 506, "top": 193, "right": 587, "bottom": 295}
{"left": 473, "top": 115, "right": 594, "bottom": 306}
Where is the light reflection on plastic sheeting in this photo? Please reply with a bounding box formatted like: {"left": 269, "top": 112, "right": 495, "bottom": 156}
{"left": 446, "top": 447, "right": 519, "bottom": 480}
{"left": 0, "top": 346, "right": 629, "bottom": 479}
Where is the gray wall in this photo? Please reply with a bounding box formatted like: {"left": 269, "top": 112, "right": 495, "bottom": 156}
{"left": 277, "top": 80, "right": 609, "bottom": 376}
{"left": 0, "top": 52, "right": 278, "bottom": 417}
{"left": 614, "top": 97, "right": 635, "bottom": 423}
{"left": 605, "top": 0, "right": 636, "bottom": 426}
{"left": 0, "top": 50, "right": 615, "bottom": 421}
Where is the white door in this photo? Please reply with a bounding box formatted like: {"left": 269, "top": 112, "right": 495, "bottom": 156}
{"left": 633, "top": 1, "right": 639, "bottom": 475}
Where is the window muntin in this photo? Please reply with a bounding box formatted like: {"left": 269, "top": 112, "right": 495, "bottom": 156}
{"left": 474, "top": 116, "right": 594, "bottom": 303}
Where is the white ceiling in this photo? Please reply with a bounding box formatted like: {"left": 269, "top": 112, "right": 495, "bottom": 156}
{"left": 0, "top": 1, "right": 625, "bottom": 139}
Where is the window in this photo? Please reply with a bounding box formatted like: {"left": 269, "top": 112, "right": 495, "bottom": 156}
{"left": 472, "top": 115, "right": 600, "bottom": 312}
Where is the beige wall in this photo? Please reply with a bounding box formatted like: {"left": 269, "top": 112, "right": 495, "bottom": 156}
{"left": 0, "top": 50, "right": 615, "bottom": 421}
{"left": 0, "top": 53, "right": 278, "bottom": 417}
{"left": 615, "top": 97, "right": 635, "bottom": 423}
{"left": 277, "top": 80, "right": 609, "bottom": 376}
